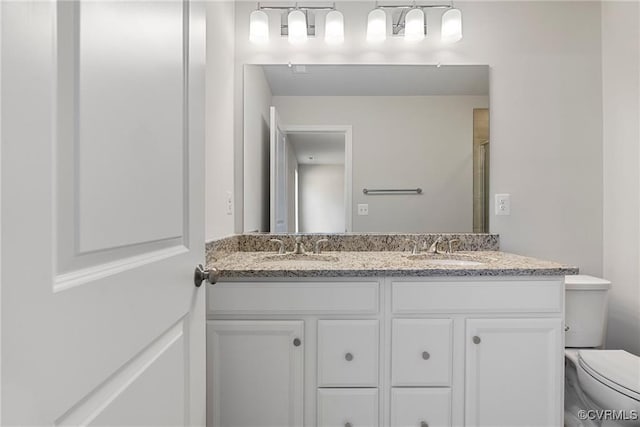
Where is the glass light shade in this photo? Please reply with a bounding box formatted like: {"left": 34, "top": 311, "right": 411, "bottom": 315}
{"left": 288, "top": 10, "right": 308, "bottom": 44}
{"left": 404, "top": 8, "right": 425, "bottom": 41}
{"left": 324, "top": 10, "right": 344, "bottom": 45}
{"left": 366, "top": 8, "right": 386, "bottom": 43}
{"left": 249, "top": 10, "right": 269, "bottom": 44}
{"left": 441, "top": 8, "right": 462, "bottom": 43}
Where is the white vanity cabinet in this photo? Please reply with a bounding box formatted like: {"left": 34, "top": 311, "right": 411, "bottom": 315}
{"left": 207, "top": 276, "right": 564, "bottom": 427}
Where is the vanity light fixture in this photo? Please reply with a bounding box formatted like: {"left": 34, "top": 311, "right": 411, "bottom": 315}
{"left": 249, "top": 2, "right": 342, "bottom": 45}
{"left": 371, "top": 2, "right": 462, "bottom": 43}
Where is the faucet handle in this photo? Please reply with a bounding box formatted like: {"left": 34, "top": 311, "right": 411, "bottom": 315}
{"left": 269, "top": 239, "right": 285, "bottom": 254}
{"left": 447, "top": 239, "right": 461, "bottom": 254}
{"left": 314, "top": 239, "right": 329, "bottom": 254}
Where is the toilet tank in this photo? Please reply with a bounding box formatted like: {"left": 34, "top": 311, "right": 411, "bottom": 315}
{"left": 565, "top": 275, "right": 611, "bottom": 348}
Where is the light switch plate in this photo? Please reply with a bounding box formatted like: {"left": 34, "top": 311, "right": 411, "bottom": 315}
{"left": 357, "top": 204, "right": 369, "bottom": 216}
{"left": 495, "top": 193, "right": 511, "bottom": 215}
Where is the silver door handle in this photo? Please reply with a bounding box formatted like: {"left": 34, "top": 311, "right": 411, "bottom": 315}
{"left": 194, "top": 264, "right": 219, "bottom": 287}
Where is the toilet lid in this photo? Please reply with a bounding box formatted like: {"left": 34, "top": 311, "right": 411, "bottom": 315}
{"left": 579, "top": 350, "right": 640, "bottom": 401}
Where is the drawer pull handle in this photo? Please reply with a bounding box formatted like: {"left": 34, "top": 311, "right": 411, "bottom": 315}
{"left": 422, "top": 351, "right": 430, "bottom": 360}
{"left": 345, "top": 352, "right": 354, "bottom": 361}
{"left": 421, "top": 422, "right": 429, "bottom": 427}
{"left": 472, "top": 335, "right": 481, "bottom": 344}
{"left": 293, "top": 338, "right": 302, "bottom": 347}
{"left": 345, "top": 423, "right": 353, "bottom": 427}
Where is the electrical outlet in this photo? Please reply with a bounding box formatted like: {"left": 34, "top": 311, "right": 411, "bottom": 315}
{"left": 226, "top": 191, "right": 233, "bottom": 215}
{"left": 495, "top": 193, "right": 511, "bottom": 216}
{"left": 357, "top": 204, "right": 369, "bottom": 216}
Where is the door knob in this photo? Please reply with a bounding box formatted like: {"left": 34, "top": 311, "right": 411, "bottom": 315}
{"left": 194, "top": 264, "right": 219, "bottom": 287}
{"left": 472, "top": 335, "right": 481, "bottom": 344}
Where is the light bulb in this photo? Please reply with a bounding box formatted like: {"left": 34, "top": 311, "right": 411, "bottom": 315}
{"left": 366, "top": 8, "right": 386, "bottom": 43}
{"left": 288, "top": 10, "right": 308, "bottom": 44}
{"left": 404, "top": 8, "right": 425, "bottom": 42}
{"left": 325, "top": 10, "right": 344, "bottom": 45}
{"left": 441, "top": 8, "right": 462, "bottom": 43}
{"left": 249, "top": 10, "right": 269, "bottom": 44}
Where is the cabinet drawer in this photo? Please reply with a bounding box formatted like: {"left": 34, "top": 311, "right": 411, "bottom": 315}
{"left": 392, "top": 280, "right": 562, "bottom": 313}
{"left": 317, "top": 388, "right": 379, "bottom": 427}
{"left": 392, "top": 319, "right": 452, "bottom": 386}
{"left": 391, "top": 388, "right": 451, "bottom": 427}
{"left": 318, "top": 320, "right": 379, "bottom": 387}
{"left": 209, "top": 281, "right": 379, "bottom": 314}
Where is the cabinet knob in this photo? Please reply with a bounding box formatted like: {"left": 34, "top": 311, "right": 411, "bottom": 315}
{"left": 421, "top": 422, "right": 429, "bottom": 427}
{"left": 345, "top": 422, "right": 352, "bottom": 427}
{"left": 345, "top": 352, "right": 354, "bottom": 361}
{"left": 422, "top": 351, "right": 430, "bottom": 360}
{"left": 293, "top": 338, "right": 301, "bottom": 347}
{"left": 472, "top": 336, "right": 481, "bottom": 344}
{"left": 565, "top": 325, "right": 570, "bottom": 332}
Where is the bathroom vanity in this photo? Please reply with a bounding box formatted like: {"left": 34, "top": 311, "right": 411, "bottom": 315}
{"left": 206, "top": 234, "right": 577, "bottom": 427}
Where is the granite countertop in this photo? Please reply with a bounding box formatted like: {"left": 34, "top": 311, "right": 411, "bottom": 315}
{"left": 208, "top": 250, "right": 579, "bottom": 278}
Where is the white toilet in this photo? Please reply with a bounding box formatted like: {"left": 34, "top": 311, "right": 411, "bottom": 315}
{"left": 564, "top": 275, "right": 640, "bottom": 427}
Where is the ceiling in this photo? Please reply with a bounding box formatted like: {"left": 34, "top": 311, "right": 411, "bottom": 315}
{"left": 262, "top": 64, "right": 489, "bottom": 97}
{"left": 287, "top": 132, "right": 345, "bottom": 165}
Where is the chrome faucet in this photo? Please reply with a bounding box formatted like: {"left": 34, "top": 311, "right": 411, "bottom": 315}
{"left": 269, "top": 239, "right": 285, "bottom": 254}
{"left": 293, "top": 236, "right": 306, "bottom": 255}
{"left": 314, "top": 239, "right": 329, "bottom": 254}
{"left": 427, "top": 236, "right": 444, "bottom": 254}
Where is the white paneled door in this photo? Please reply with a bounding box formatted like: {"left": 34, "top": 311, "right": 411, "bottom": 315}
{"left": 1, "top": 1, "right": 206, "bottom": 425}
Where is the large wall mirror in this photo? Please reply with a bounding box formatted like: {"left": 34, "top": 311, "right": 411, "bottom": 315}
{"left": 243, "top": 64, "right": 490, "bottom": 234}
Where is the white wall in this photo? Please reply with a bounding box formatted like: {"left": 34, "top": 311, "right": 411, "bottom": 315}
{"left": 274, "top": 95, "right": 487, "bottom": 232}
{"left": 234, "top": 1, "right": 604, "bottom": 275}
{"left": 602, "top": 1, "right": 640, "bottom": 355}
{"left": 299, "top": 164, "right": 346, "bottom": 233}
{"left": 205, "top": 2, "right": 235, "bottom": 241}
{"left": 242, "top": 66, "right": 272, "bottom": 232}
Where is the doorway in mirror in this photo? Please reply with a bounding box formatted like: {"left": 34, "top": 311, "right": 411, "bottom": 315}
{"left": 270, "top": 111, "right": 353, "bottom": 233}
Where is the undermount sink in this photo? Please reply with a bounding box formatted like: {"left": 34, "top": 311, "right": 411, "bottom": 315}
{"left": 260, "top": 253, "right": 340, "bottom": 263}
{"left": 405, "top": 254, "right": 485, "bottom": 266}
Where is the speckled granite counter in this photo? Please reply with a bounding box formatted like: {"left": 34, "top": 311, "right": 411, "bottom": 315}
{"left": 208, "top": 250, "right": 579, "bottom": 278}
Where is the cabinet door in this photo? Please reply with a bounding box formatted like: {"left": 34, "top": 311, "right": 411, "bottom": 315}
{"left": 465, "top": 318, "right": 562, "bottom": 427}
{"left": 391, "top": 388, "right": 451, "bottom": 427}
{"left": 317, "top": 388, "right": 379, "bottom": 427}
{"left": 208, "top": 320, "right": 304, "bottom": 427}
